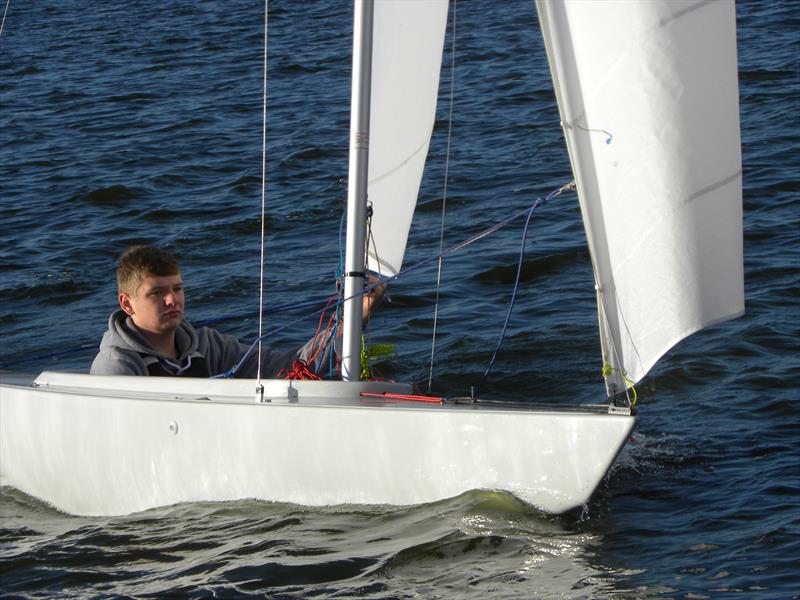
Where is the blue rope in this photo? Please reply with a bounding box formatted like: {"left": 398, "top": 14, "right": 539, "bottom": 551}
{"left": 473, "top": 183, "right": 570, "bottom": 397}
{"left": 473, "top": 198, "right": 542, "bottom": 397}
{"left": 211, "top": 338, "right": 260, "bottom": 379}
{"left": 331, "top": 210, "right": 346, "bottom": 377}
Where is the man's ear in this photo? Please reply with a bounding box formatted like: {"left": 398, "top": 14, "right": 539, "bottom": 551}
{"left": 119, "top": 293, "right": 135, "bottom": 316}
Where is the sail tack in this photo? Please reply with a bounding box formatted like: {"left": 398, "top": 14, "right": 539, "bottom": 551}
{"left": 366, "top": 0, "right": 449, "bottom": 277}
{"left": 537, "top": 0, "right": 744, "bottom": 394}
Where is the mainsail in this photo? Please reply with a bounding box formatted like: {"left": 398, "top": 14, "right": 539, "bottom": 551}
{"left": 536, "top": 0, "right": 744, "bottom": 395}
{"left": 366, "top": 0, "right": 449, "bottom": 277}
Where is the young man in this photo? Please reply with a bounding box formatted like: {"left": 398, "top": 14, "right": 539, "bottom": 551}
{"left": 90, "top": 245, "right": 383, "bottom": 378}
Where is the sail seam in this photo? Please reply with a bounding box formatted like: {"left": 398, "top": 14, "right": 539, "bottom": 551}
{"left": 368, "top": 136, "right": 432, "bottom": 186}
{"left": 609, "top": 169, "right": 743, "bottom": 280}
{"left": 658, "top": 0, "right": 715, "bottom": 28}
{"left": 678, "top": 170, "right": 742, "bottom": 210}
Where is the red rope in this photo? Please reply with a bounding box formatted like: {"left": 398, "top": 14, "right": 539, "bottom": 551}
{"left": 279, "top": 359, "right": 322, "bottom": 381}
{"left": 360, "top": 392, "right": 444, "bottom": 404}
{"left": 307, "top": 309, "right": 337, "bottom": 365}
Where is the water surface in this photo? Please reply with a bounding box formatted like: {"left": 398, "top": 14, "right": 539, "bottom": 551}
{"left": 1, "top": 1, "right": 798, "bottom": 597}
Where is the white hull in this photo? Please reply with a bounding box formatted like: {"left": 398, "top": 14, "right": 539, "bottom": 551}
{"left": 0, "top": 372, "right": 634, "bottom": 516}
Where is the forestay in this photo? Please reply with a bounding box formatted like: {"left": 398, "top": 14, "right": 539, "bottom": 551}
{"left": 366, "top": 0, "right": 449, "bottom": 277}
{"left": 536, "top": 0, "right": 744, "bottom": 395}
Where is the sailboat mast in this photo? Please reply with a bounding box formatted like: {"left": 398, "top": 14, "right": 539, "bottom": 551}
{"left": 341, "top": 0, "right": 374, "bottom": 382}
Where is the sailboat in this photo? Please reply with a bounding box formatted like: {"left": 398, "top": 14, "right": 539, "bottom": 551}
{"left": 0, "top": 0, "right": 742, "bottom": 517}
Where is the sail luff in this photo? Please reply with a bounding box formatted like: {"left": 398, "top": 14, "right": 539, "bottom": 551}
{"left": 536, "top": 0, "right": 627, "bottom": 395}
{"left": 536, "top": 0, "right": 744, "bottom": 395}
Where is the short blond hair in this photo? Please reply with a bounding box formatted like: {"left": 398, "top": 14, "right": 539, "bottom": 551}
{"left": 117, "top": 245, "right": 180, "bottom": 296}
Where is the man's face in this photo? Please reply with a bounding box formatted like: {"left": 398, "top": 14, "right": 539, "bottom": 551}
{"left": 119, "top": 273, "right": 184, "bottom": 335}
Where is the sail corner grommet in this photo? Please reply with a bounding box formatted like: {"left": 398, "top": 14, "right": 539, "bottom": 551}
{"left": 169, "top": 421, "right": 179, "bottom": 435}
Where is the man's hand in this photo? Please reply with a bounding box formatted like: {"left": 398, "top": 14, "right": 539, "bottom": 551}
{"left": 362, "top": 275, "right": 387, "bottom": 322}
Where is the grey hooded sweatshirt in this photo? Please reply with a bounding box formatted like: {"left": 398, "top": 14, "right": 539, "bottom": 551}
{"left": 90, "top": 310, "right": 331, "bottom": 378}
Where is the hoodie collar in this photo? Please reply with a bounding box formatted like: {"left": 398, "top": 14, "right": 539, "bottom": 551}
{"left": 108, "top": 309, "right": 199, "bottom": 361}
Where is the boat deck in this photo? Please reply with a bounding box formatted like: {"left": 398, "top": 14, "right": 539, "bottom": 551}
{"left": 0, "top": 370, "right": 629, "bottom": 415}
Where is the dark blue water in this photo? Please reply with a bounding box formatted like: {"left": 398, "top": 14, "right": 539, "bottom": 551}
{"left": 1, "top": 1, "right": 798, "bottom": 597}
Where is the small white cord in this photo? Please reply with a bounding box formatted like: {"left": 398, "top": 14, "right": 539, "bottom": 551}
{"left": 427, "top": 0, "right": 457, "bottom": 395}
{"left": 256, "top": 0, "right": 269, "bottom": 396}
{"left": 0, "top": 0, "right": 11, "bottom": 38}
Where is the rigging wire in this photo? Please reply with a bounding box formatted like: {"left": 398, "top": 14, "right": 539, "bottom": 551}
{"left": 0, "top": 0, "right": 10, "bottom": 38}
{"left": 427, "top": 0, "right": 457, "bottom": 395}
{"left": 255, "top": 0, "right": 269, "bottom": 395}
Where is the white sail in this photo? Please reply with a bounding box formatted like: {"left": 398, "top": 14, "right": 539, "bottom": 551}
{"left": 366, "top": 0, "right": 449, "bottom": 277}
{"left": 536, "top": 0, "right": 744, "bottom": 395}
